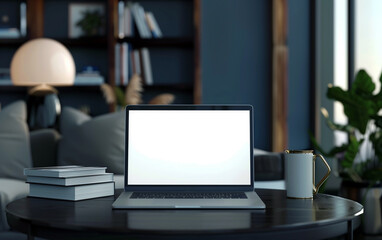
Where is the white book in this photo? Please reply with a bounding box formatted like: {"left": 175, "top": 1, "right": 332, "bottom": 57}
{"left": 115, "top": 43, "right": 121, "bottom": 86}
{"left": 20, "top": 2, "right": 27, "bottom": 37}
{"left": 118, "top": 1, "right": 125, "bottom": 38}
{"left": 24, "top": 166, "right": 106, "bottom": 178}
{"left": 137, "top": 4, "right": 151, "bottom": 38}
{"left": 124, "top": 6, "right": 133, "bottom": 37}
{"left": 74, "top": 75, "right": 105, "bottom": 85}
{"left": 121, "top": 42, "right": 129, "bottom": 85}
{"left": 133, "top": 49, "right": 141, "bottom": 75}
{"left": 131, "top": 4, "right": 151, "bottom": 38}
{"left": 141, "top": 48, "right": 153, "bottom": 85}
{"left": 27, "top": 173, "right": 114, "bottom": 186}
{"left": 145, "top": 12, "right": 162, "bottom": 38}
{"left": 29, "top": 182, "right": 115, "bottom": 201}
{"left": 0, "top": 28, "right": 20, "bottom": 38}
{"left": 0, "top": 79, "right": 12, "bottom": 86}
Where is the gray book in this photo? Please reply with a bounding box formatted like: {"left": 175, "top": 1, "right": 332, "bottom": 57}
{"left": 27, "top": 173, "right": 114, "bottom": 186}
{"left": 29, "top": 182, "right": 115, "bottom": 201}
{"left": 24, "top": 166, "right": 107, "bottom": 178}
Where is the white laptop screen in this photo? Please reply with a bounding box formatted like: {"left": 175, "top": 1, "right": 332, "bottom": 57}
{"left": 127, "top": 110, "right": 251, "bottom": 185}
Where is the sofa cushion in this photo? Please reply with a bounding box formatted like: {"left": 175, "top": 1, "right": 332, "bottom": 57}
{"left": 0, "top": 178, "right": 29, "bottom": 231}
{"left": 57, "top": 107, "right": 125, "bottom": 174}
{"left": 0, "top": 101, "right": 32, "bottom": 180}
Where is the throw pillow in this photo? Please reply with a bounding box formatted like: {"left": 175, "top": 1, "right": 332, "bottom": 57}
{"left": 57, "top": 107, "right": 125, "bottom": 174}
{"left": 0, "top": 101, "right": 32, "bottom": 180}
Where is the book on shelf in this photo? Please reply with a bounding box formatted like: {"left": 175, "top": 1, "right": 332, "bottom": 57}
{"left": 26, "top": 173, "right": 114, "bottom": 186}
{"left": 121, "top": 42, "right": 130, "bottom": 86}
{"left": 74, "top": 75, "right": 104, "bottom": 85}
{"left": 74, "top": 67, "right": 105, "bottom": 85}
{"left": 20, "top": 2, "right": 27, "bottom": 37}
{"left": 140, "top": 48, "right": 153, "bottom": 85}
{"left": 29, "top": 182, "right": 115, "bottom": 201}
{"left": 115, "top": 43, "right": 121, "bottom": 85}
{"left": 24, "top": 166, "right": 107, "bottom": 178}
{"left": 145, "top": 12, "right": 162, "bottom": 38}
{"left": 117, "top": 1, "right": 162, "bottom": 39}
{"left": 131, "top": 49, "right": 141, "bottom": 76}
{"left": 0, "top": 28, "right": 20, "bottom": 38}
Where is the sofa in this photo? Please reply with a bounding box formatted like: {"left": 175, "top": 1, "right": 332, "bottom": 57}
{"left": 0, "top": 101, "right": 284, "bottom": 238}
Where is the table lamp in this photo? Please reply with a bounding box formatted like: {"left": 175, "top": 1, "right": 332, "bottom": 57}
{"left": 10, "top": 38, "right": 75, "bottom": 129}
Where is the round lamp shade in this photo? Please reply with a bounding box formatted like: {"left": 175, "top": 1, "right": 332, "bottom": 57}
{"left": 10, "top": 38, "right": 75, "bottom": 86}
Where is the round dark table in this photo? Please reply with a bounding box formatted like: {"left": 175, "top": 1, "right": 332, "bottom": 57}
{"left": 6, "top": 189, "right": 363, "bottom": 240}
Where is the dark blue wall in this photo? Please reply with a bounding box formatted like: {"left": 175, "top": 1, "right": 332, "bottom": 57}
{"left": 287, "top": 0, "right": 311, "bottom": 149}
{"left": 201, "top": 0, "right": 311, "bottom": 150}
{"left": 201, "top": 0, "right": 272, "bottom": 150}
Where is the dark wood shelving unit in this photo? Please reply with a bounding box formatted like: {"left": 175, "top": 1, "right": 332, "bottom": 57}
{"left": 116, "top": 37, "right": 193, "bottom": 48}
{"left": 1, "top": 0, "right": 201, "bottom": 111}
{"left": 0, "top": 38, "right": 29, "bottom": 47}
{"left": 55, "top": 37, "right": 107, "bottom": 48}
{"left": 108, "top": 0, "right": 201, "bottom": 107}
{"left": 0, "top": 85, "right": 102, "bottom": 93}
{"left": 143, "top": 84, "right": 193, "bottom": 92}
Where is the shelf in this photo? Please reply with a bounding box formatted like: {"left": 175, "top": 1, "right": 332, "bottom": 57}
{"left": 53, "top": 37, "right": 107, "bottom": 48}
{"left": 144, "top": 84, "right": 193, "bottom": 92}
{"left": 116, "top": 37, "right": 193, "bottom": 48}
{"left": 0, "top": 38, "right": 28, "bottom": 47}
{"left": 115, "top": 84, "right": 193, "bottom": 92}
{"left": 0, "top": 85, "right": 103, "bottom": 93}
{"left": 0, "top": 37, "right": 108, "bottom": 48}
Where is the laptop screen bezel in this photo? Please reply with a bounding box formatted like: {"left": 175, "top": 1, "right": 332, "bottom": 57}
{"left": 124, "top": 105, "right": 254, "bottom": 192}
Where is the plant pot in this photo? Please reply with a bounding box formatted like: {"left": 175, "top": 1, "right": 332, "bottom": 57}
{"left": 340, "top": 180, "right": 382, "bottom": 235}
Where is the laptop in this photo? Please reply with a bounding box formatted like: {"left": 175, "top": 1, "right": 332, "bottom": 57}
{"left": 112, "top": 105, "right": 265, "bottom": 209}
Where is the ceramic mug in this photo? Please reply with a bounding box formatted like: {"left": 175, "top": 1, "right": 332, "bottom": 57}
{"left": 285, "top": 150, "right": 331, "bottom": 199}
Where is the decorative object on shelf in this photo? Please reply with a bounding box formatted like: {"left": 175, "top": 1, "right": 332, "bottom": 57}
{"left": 311, "top": 69, "right": 382, "bottom": 234}
{"left": 75, "top": 66, "right": 104, "bottom": 85}
{"left": 100, "top": 74, "right": 174, "bottom": 110}
{"left": 69, "top": 3, "right": 105, "bottom": 38}
{"left": 149, "top": 94, "right": 175, "bottom": 105}
{"left": 10, "top": 38, "right": 75, "bottom": 129}
{"left": 0, "top": 1, "right": 26, "bottom": 38}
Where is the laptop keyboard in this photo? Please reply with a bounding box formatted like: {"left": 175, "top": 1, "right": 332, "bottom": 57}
{"left": 130, "top": 192, "right": 248, "bottom": 199}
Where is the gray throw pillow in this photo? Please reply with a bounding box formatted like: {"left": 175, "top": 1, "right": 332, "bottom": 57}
{"left": 57, "top": 107, "right": 125, "bottom": 174}
{"left": 0, "top": 101, "right": 32, "bottom": 180}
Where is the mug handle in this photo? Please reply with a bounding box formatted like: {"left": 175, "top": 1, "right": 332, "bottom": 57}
{"left": 313, "top": 154, "right": 331, "bottom": 194}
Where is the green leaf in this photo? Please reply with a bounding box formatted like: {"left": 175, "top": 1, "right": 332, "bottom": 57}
{"left": 363, "top": 168, "right": 382, "bottom": 182}
{"left": 351, "top": 69, "right": 375, "bottom": 97}
{"left": 341, "top": 135, "right": 360, "bottom": 168}
{"left": 327, "top": 86, "right": 376, "bottom": 134}
{"left": 309, "top": 132, "right": 328, "bottom": 156}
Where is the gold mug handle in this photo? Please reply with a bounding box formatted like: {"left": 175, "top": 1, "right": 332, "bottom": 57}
{"left": 313, "top": 154, "right": 331, "bottom": 194}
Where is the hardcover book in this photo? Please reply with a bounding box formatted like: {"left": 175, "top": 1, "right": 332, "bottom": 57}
{"left": 27, "top": 173, "right": 114, "bottom": 186}
{"left": 29, "top": 182, "right": 115, "bottom": 201}
{"left": 24, "top": 166, "right": 107, "bottom": 178}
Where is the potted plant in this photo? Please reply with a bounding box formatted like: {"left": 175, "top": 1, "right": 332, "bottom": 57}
{"left": 76, "top": 9, "right": 104, "bottom": 37}
{"left": 311, "top": 69, "right": 382, "bottom": 234}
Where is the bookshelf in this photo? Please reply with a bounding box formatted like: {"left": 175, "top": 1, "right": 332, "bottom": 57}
{"left": 0, "top": 0, "right": 201, "bottom": 113}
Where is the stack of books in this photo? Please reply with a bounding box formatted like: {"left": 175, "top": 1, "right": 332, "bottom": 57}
{"left": 24, "top": 166, "right": 114, "bottom": 201}
{"left": 115, "top": 44, "right": 153, "bottom": 86}
{"left": 74, "top": 66, "right": 105, "bottom": 85}
{"left": 117, "top": 1, "right": 162, "bottom": 39}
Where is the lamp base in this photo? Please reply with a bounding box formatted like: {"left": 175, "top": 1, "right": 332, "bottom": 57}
{"left": 28, "top": 84, "right": 58, "bottom": 96}
{"left": 27, "top": 92, "right": 61, "bottom": 130}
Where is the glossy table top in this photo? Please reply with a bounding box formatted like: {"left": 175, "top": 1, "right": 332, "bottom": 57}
{"left": 6, "top": 189, "right": 363, "bottom": 239}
